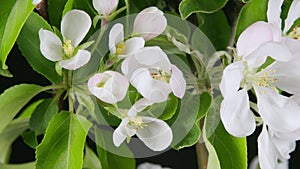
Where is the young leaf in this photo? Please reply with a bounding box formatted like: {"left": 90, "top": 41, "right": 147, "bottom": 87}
{"left": 179, "top": 0, "right": 229, "bottom": 19}
{"left": 83, "top": 146, "right": 102, "bottom": 169}
{"left": 36, "top": 112, "right": 92, "bottom": 169}
{"left": 22, "top": 130, "right": 38, "bottom": 149}
{"left": 17, "top": 12, "right": 62, "bottom": 84}
{"left": 0, "top": 84, "right": 45, "bottom": 134}
{"left": 0, "top": 0, "right": 34, "bottom": 70}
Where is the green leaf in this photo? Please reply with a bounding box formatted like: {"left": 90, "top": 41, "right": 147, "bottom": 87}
{"left": 36, "top": 112, "right": 92, "bottom": 169}
{"left": 22, "top": 130, "right": 38, "bottom": 149}
{"left": 18, "top": 100, "right": 44, "bottom": 119}
{"left": 179, "top": 0, "right": 229, "bottom": 19}
{"left": 83, "top": 146, "right": 102, "bottom": 169}
{"left": 30, "top": 98, "right": 58, "bottom": 133}
{"left": 0, "top": 84, "right": 45, "bottom": 134}
{"left": 0, "top": 162, "right": 35, "bottom": 169}
{"left": 0, "top": 0, "right": 34, "bottom": 69}
{"left": 198, "top": 10, "right": 231, "bottom": 50}
{"left": 0, "top": 68, "right": 13, "bottom": 77}
{"left": 62, "top": 0, "right": 75, "bottom": 16}
{"left": 234, "top": 0, "right": 268, "bottom": 41}
{"left": 0, "top": 118, "right": 30, "bottom": 163}
{"left": 17, "top": 12, "right": 62, "bottom": 84}
{"left": 48, "top": 0, "right": 68, "bottom": 28}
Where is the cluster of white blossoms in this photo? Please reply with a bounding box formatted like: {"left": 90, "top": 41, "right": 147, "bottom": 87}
{"left": 220, "top": 0, "right": 300, "bottom": 168}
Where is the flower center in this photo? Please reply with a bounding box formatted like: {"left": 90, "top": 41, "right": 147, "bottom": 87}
{"left": 244, "top": 68, "right": 277, "bottom": 92}
{"left": 97, "top": 74, "right": 111, "bottom": 88}
{"left": 129, "top": 116, "right": 147, "bottom": 129}
{"left": 116, "top": 42, "right": 125, "bottom": 55}
{"left": 62, "top": 39, "right": 75, "bottom": 59}
{"left": 149, "top": 68, "right": 171, "bottom": 83}
{"left": 288, "top": 26, "right": 300, "bottom": 40}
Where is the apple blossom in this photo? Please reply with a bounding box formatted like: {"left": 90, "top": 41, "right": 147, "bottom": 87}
{"left": 32, "top": 0, "right": 42, "bottom": 5}
{"left": 113, "top": 98, "right": 173, "bottom": 151}
{"left": 121, "top": 46, "right": 186, "bottom": 103}
{"left": 109, "top": 23, "right": 145, "bottom": 60}
{"left": 92, "top": 0, "right": 119, "bottom": 16}
{"left": 39, "top": 10, "right": 92, "bottom": 70}
{"left": 88, "top": 71, "right": 129, "bottom": 104}
{"left": 133, "top": 7, "right": 167, "bottom": 41}
{"left": 137, "top": 162, "right": 172, "bottom": 169}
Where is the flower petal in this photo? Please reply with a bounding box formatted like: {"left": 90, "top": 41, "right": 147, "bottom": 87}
{"left": 39, "top": 29, "right": 63, "bottom": 61}
{"left": 32, "top": 0, "right": 42, "bottom": 5}
{"left": 237, "top": 21, "right": 274, "bottom": 57}
{"left": 272, "top": 134, "right": 296, "bottom": 160}
{"left": 61, "top": 10, "right": 91, "bottom": 47}
{"left": 137, "top": 162, "right": 171, "bottom": 169}
{"left": 133, "top": 7, "right": 167, "bottom": 40}
{"left": 220, "top": 88, "right": 255, "bottom": 137}
{"left": 118, "top": 37, "right": 145, "bottom": 59}
{"left": 244, "top": 42, "right": 291, "bottom": 68}
{"left": 113, "top": 118, "right": 133, "bottom": 147}
{"left": 136, "top": 116, "right": 172, "bottom": 151}
{"left": 131, "top": 68, "right": 172, "bottom": 103}
{"left": 105, "top": 71, "right": 129, "bottom": 103}
{"left": 109, "top": 23, "right": 124, "bottom": 55}
{"left": 258, "top": 125, "right": 278, "bottom": 169}
{"left": 170, "top": 65, "right": 186, "bottom": 98}
{"left": 219, "top": 61, "right": 244, "bottom": 97}
{"left": 284, "top": 0, "right": 300, "bottom": 33}
{"left": 267, "top": 0, "right": 284, "bottom": 29}
{"left": 128, "top": 98, "right": 152, "bottom": 117}
{"left": 59, "top": 49, "right": 91, "bottom": 70}
{"left": 92, "top": 0, "right": 118, "bottom": 16}
{"left": 256, "top": 86, "right": 300, "bottom": 133}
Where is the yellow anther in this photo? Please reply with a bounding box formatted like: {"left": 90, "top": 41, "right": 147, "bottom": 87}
{"left": 288, "top": 26, "right": 300, "bottom": 40}
{"left": 63, "top": 39, "right": 74, "bottom": 59}
{"left": 116, "top": 42, "right": 125, "bottom": 55}
{"left": 129, "top": 116, "right": 147, "bottom": 129}
{"left": 149, "top": 68, "right": 171, "bottom": 83}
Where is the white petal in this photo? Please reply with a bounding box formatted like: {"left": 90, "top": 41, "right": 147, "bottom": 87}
{"left": 136, "top": 116, "right": 172, "bottom": 151}
{"left": 32, "top": 0, "right": 42, "bottom": 5}
{"left": 272, "top": 133, "right": 296, "bottom": 160}
{"left": 133, "top": 7, "right": 167, "bottom": 40}
{"left": 284, "top": 0, "right": 300, "bottom": 33}
{"left": 131, "top": 68, "right": 172, "bottom": 103}
{"left": 170, "top": 65, "right": 186, "bottom": 98}
{"left": 113, "top": 118, "right": 131, "bottom": 147}
{"left": 267, "top": 0, "right": 284, "bottom": 29}
{"left": 237, "top": 21, "right": 274, "bottom": 57}
{"left": 92, "top": 0, "right": 118, "bottom": 16}
{"left": 245, "top": 42, "right": 291, "bottom": 68}
{"left": 276, "top": 161, "right": 289, "bottom": 169}
{"left": 249, "top": 156, "right": 259, "bottom": 169}
{"left": 219, "top": 61, "right": 244, "bottom": 97}
{"left": 109, "top": 23, "right": 124, "bottom": 55}
{"left": 105, "top": 71, "right": 129, "bottom": 103}
{"left": 39, "top": 29, "right": 63, "bottom": 61}
{"left": 137, "top": 162, "right": 171, "bottom": 169}
{"left": 119, "top": 37, "right": 145, "bottom": 58}
{"left": 220, "top": 88, "right": 255, "bottom": 137}
{"left": 282, "top": 37, "right": 300, "bottom": 54}
{"left": 256, "top": 86, "right": 300, "bottom": 133}
{"left": 61, "top": 10, "right": 91, "bottom": 47}
{"left": 128, "top": 98, "right": 152, "bottom": 117}
{"left": 258, "top": 125, "right": 278, "bottom": 169}
{"left": 59, "top": 49, "right": 91, "bottom": 70}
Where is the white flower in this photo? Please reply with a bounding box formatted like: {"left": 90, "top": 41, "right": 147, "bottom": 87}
{"left": 220, "top": 21, "right": 300, "bottom": 137}
{"left": 32, "top": 0, "right": 42, "bottom": 5}
{"left": 88, "top": 71, "right": 129, "bottom": 104}
{"left": 109, "top": 23, "right": 145, "bottom": 60}
{"left": 121, "top": 47, "right": 186, "bottom": 103}
{"left": 92, "top": 0, "right": 119, "bottom": 16}
{"left": 39, "top": 10, "right": 92, "bottom": 70}
{"left": 137, "top": 162, "right": 172, "bottom": 169}
{"left": 113, "top": 99, "right": 173, "bottom": 151}
{"left": 133, "top": 7, "right": 167, "bottom": 41}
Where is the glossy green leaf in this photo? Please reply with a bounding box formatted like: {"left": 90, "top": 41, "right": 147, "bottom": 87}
{"left": 0, "top": 162, "right": 35, "bottom": 169}
{"left": 0, "top": 0, "right": 34, "bottom": 69}
{"left": 128, "top": 0, "right": 159, "bottom": 13}
{"left": 179, "top": 0, "right": 229, "bottom": 19}
{"left": 17, "top": 12, "right": 62, "bottom": 84}
{"left": 30, "top": 98, "right": 58, "bottom": 133}
{"left": 198, "top": 10, "right": 231, "bottom": 50}
{"left": 0, "top": 118, "right": 29, "bottom": 163}
{"left": 22, "top": 130, "right": 38, "bottom": 149}
{"left": 48, "top": 0, "right": 68, "bottom": 28}
{"left": 36, "top": 112, "right": 92, "bottom": 169}
{"left": 234, "top": 0, "right": 268, "bottom": 41}
{"left": 0, "top": 84, "right": 44, "bottom": 134}
{"left": 18, "top": 100, "right": 43, "bottom": 119}
{"left": 83, "top": 146, "right": 102, "bottom": 169}
{"left": 62, "top": 0, "right": 75, "bottom": 16}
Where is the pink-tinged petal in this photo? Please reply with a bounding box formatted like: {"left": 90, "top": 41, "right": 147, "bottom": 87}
{"left": 113, "top": 118, "right": 135, "bottom": 147}
{"left": 131, "top": 68, "right": 172, "bottom": 103}
{"left": 244, "top": 42, "right": 292, "bottom": 68}
{"left": 255, "top": 86, "right": 300, "bottom": 133}
{"left": 61, "top": 10, "right": 91, "bottom": 47}
{"left": 220, "top": 88, "right": 255, "bottom": 137}
{"left": 219, "top": 61, "right": 244, "bottom": 97}
{"left": 59, "top": 49, "right": 91, "bottom": 70}
{"left": 32, "top": 0, "right": 42, "bottom": 5}
{"left": 133, "top": 7, "right": 167, "bottom": 40}
{"left": 237, "top": 21, "right": 274, "bottom": 57}
{"left": 284, "top": 0, "right": 300, "bottom": 33}
{"left": 128, "top": 98, "right": 152, "bottom": 117}
{"left": 93, "top": 0, "right": 119, "bottom": 16}
{"left": 39, "top": 29, "right": 63, "bottom": 61}
{"left": 105, "top": 71, "right": 129, "bottom": 102}
{"left": 118, "top": 37, "right": 145, "bottom": 58}
{"left": 258, "top": 125, "right": 278, "bottom": 169}
{"left": 136, "top": 116, "right": 172, "bottom": 151}
{"left": 109, "top": 23, "right": 124, "bottom": 55}
{"left": 267, "top": 0, "right": 284, "bottom": 29}
{"left": 170, "top": 65, "right": 186, "bottom": 98}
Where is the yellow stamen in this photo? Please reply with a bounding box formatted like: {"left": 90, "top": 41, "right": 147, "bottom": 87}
{"left": 116, "top": 42, "right": 125, "bottom": 55}
{"left": 62, "top": 39, "right": 74, "bottom": 59}
{"left": 288, "top": 26, "right": 300, "bottom": 40}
